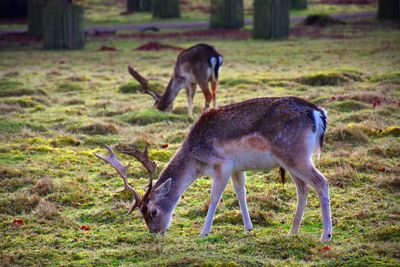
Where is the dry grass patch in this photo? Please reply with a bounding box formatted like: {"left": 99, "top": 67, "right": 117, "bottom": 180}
{"left": 33, "top": 176, "right": 53, "bottom": 196}
{"left": 327, "top": 124, "right": 369, "bottom": 143}
{"left": 33, "top": 200, "right": 59, "bottom": 220}
{"left": 75, "top": 122, "right": 119, "bottom": 135}
{"left": 297, "top": 70, "right": 364, "bottom": 86}
{"left": 0, "top": 192, "right": 41, "bottom": 215}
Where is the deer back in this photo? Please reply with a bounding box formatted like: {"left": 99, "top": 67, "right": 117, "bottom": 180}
{"left": 182, "top": 97, "right": 326, "bottom": 166}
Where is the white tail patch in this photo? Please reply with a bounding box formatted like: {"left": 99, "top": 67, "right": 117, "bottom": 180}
{"left": 210, "top": 57, "right": 217, "bottom": 67}
{"left": 313, "top": 108, "right": 328, "bottom": 160}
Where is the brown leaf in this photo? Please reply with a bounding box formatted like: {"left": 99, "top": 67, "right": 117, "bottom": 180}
{"left": 80, "top": 225, "right": 91, "bottom": 231}
{"left": 161, "top": 144, "right": 169, "bottom": 149}
{"left": 12, "top": 219, "right": 24, "bottom": 227}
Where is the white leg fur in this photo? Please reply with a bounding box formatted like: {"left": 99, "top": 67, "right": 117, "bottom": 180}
{"left": 231, "top": 172, "right": 253, "bottom": 232}
{"left": 200, "top": 172, "right": 230, "bottom": 238}
{"left": 286, "top": 163, "right": 332, "bottom": 242}
{"left": 288, "top": 176, "right": 310, "bottom": 236}
{"left": 185, "top": 84, "right": 196, "bottom": 117}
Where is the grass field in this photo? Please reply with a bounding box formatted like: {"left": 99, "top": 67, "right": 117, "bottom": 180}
{"left": 83, "top": 0, "right": 376, "bottom": 26}
{"left": 0, "top": 17, "right": 400, "bottom": 266}
{"left": 85, "top": 0, "right": 376, "bottom": 25}
{"left": 0, "top": 0, "right": 376, "bottom": 30}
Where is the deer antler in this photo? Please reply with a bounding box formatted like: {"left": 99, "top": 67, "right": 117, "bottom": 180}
{"left": 128, "top": 65, "right": 161, "bottom": 102}
{"left": 119, "top": 145, "right": 156, "bottom": 191}
{"left": 94, "top": 145, "right": 141, "bottom": 215}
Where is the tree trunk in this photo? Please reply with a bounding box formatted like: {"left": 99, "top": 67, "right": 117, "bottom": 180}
{"left": 209, "top": 0, "right": 244, "bottom": 29}
{"left": 291, "top": 0, "right": 307, "bottom": 10}
{"left": 42, "top": 3, "right": 85, "bottom": 50}
{"left": 28, "top": 0, "right": 46, "bottom": 36}
{"left": 253, "top": 0, "right": 290, "bottom": 39}
{"left": 140, "top": 0, "right": 152, "bottom": 12}
{"left": 0, "top": 0, "right": 28, "bottom": 18}
{"left": 127, "top": 0, "right": 140, "bottom": 13}
{"left": 152, "top": 0, "right": 180, "bottom": 18}
{"left": 378, "top": 0, "right": 400, "bottom": 20}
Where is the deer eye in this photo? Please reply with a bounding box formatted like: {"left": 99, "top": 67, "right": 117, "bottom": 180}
{"left": 151, "top": 209, "right": 158, "bottom": 217}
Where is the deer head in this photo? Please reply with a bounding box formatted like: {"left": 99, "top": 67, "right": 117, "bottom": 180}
{"left": 127, "top": 65, "right": 164, "bottom": 108}
{"left": 94, "top": 145, "right": 173, "bottom": 234}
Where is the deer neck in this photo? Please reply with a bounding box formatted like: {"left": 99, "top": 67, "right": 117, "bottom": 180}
{"left": 154, "top": 148, "right": 198, "bottom": 210}
{"left": 156, "top": 77, "right": 181, "bottom": 111}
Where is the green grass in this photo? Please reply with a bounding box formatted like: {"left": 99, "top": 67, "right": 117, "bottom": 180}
{"left": 82, "top": 0, "right": 377, "bottom": 27}
{"left": 0, "top": 17, "right": 399, "bottom": 266}
{"left": 0, "top": 0, "right": 377, "bottom": 30}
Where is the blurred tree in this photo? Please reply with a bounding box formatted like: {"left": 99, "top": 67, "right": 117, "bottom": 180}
{"left": 140, "top": 0, "right": 152, "bottom": 12}
{"left": 152, "top": 0, "right": 180, "bottom": 18}
{"left": 0, "top": 0, "right": 27, "bottom": 18}
{"left": 42, "top": 0, "right": 85, "bottom": 49}
{"left": 378, "top": 0, "right": 400, "bottom": 20}
{"left": 210, "top": 0, "right": 244, "bottom": 29}
{"left": 28, "top": 0, "right": 46, "bottom": 36}
{"left": 253, "top": 0, "right": 290, "bottom": 39}
{"left": 291, "top": 0, "right": 307, "bottom": 10}
{"left": 127, "top": 0, "right": 140, "bottom": 13}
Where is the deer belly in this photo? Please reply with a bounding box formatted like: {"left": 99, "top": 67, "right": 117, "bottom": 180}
{"left": 231, "top": 150, "right": 277, "bottom": 171}
{"left": 215, "top": 134, "right": 278, "bottom": 172}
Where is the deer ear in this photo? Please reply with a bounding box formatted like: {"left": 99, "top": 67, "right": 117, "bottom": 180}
{"left": 154, "top": 178, "right": 171, "bottom": 198}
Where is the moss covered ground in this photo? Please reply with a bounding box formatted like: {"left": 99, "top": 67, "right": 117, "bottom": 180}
{"left": 82, "top": 0, "right": 376, "bottom": 27}
{"left": 0, "top": 17, "right": 399, "bottom": 266}
{"left": 0, "top": 0, "right": 376, "bottom": 30}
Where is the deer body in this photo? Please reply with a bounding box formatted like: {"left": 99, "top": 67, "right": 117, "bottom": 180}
{"left": 129, "top": 43, "right": 223, "bottom": 116}
{"left": 96, "top": 96, "right": 332, "bottom": 241}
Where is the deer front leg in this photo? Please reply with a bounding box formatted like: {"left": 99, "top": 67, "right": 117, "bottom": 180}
{"left": 200, "top": 171, "right": 230, "bottom": 238}
{"left": 185, "top": 83, "right": 196, "bottom": 117}
{"left": 231, "top": 172, "right": 253, "bottom": 233}
{"left": 288, "top": 175, "right": 310, "bottom": 236}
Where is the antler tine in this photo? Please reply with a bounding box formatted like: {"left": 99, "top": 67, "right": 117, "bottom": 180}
{"left": 94, "top": 145, "right": 141, "bottom": 213}
{"left": 128, "top": 65, "right": 160, "bottom": 102}
{"left": 119, "top": 145, "right": 157, "bottom": 188}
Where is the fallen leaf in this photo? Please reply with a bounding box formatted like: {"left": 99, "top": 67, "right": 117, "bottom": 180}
{"left": 320, "top": 246, "right": 332, "bottom": 252}
{"left": 12, "top": 219, "right": 24, "bottom": 227}
{"left": 161, "top": 144, "right": 169, "bottom": 149}
{"left": 379, "top": 167, "right": 386, "bottom": 172}
{"left": 80, "top": 225, "right": 91, "bottom": 231}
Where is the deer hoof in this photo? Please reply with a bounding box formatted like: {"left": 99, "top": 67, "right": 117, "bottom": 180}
{"left": 320, "top": 233, "right": 332, "bottom": 242}
{"left": 244, "top": 228, "right": 253, "bottom": 235}
{"left": 199, "top": 232, "right": 209, "bottom": 238}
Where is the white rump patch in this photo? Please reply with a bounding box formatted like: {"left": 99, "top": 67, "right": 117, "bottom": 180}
{"left": 218, "top": 56, "right": 223, "bottom": 65}
{"left": 313, "top": 109, "right": 327, "bottom": 160}
{"left": 210, "top": 57, "right": 217, "bottom": 67}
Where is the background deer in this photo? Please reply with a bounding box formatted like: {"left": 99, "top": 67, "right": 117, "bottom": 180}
{"left": 95, "top": 96, "right": 332, "bottom": 241}
{"left": 128, "top": 43, "right": 223, "bottom": 116}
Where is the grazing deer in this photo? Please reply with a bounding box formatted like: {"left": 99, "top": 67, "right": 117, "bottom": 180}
{"left": 95, "top": 96, "right": 332, "bottom": 241}
{"left": 128, "top": 43, "right": 223, "bottom": 116}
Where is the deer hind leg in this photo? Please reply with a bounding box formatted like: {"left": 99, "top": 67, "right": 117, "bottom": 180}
{"left": 185, "top": 83, "right": 196, "bottom": 116}
{"left": 288, "top": 175, "right": 310, "bottom": 236}
{"left": 283, "top": 161, "right": 332, "bottom": 242}
{"left": 197, "top": 80, "right": 212, "bottom": 113}
{"left": 231, "top": 171, "right": 253, "bottom": 232}
{"left": 210, "top": 79, "right": 218, "bottom": 108}
{"left": 200, "top": 169, "right": 231, "bottom": 238}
